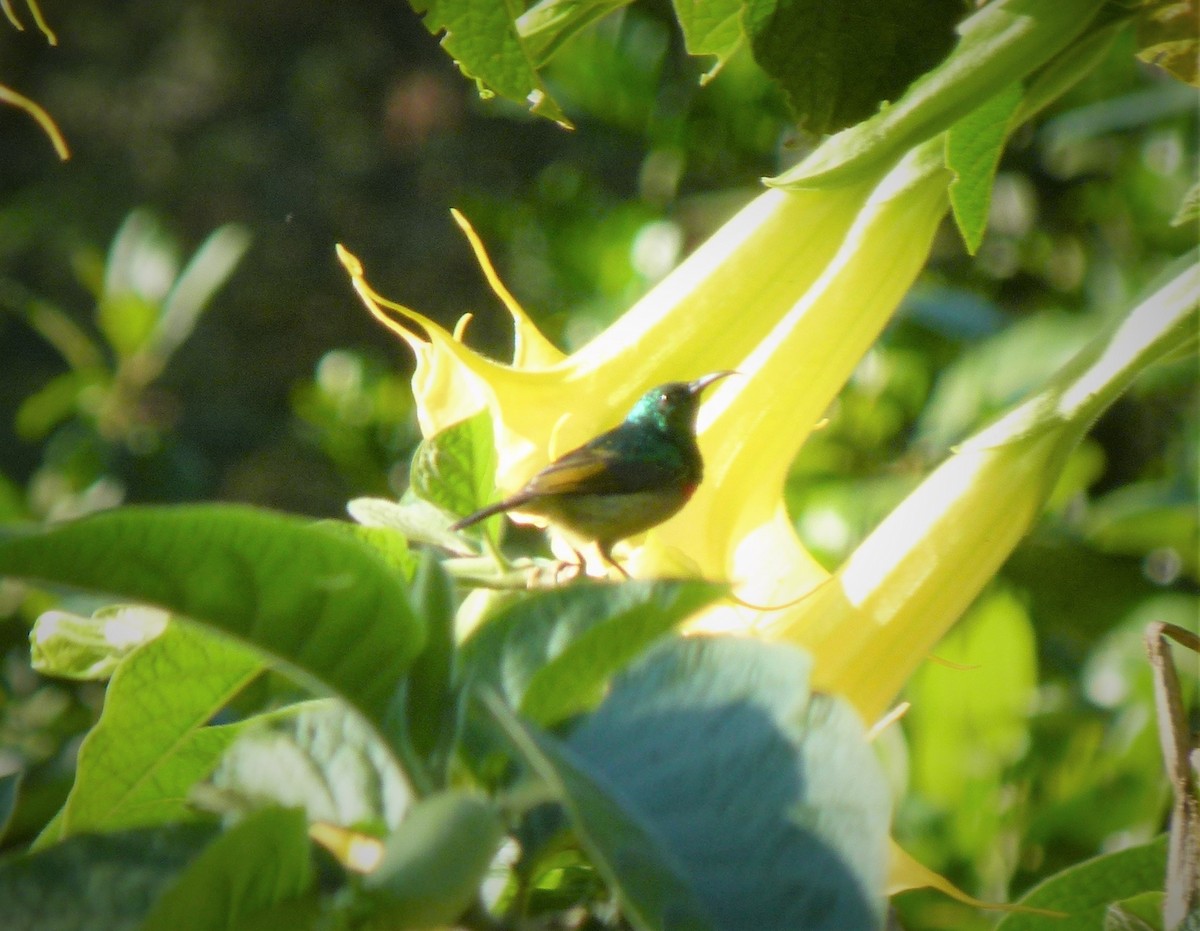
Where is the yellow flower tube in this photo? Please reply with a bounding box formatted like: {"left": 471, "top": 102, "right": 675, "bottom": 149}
{"left": 647, "top": 140, "right": 951, "bottom": 600}
{"left": 341, "top": 140, "right": 952, "bottom": 588}
{"left": 760, "top": 252, "right": 1200, "bottom": 722}
{"left": 340, "top": 175, "right": 884, "bottom": 496}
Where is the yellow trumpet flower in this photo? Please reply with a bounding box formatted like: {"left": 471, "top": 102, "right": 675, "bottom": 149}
{"left": 339, "top": 131, "right": 1198, "bottom": 905}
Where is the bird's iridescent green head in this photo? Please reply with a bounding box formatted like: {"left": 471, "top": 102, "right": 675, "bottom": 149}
{"left": 625, "top": 371, "right": 736, "bottom": 435}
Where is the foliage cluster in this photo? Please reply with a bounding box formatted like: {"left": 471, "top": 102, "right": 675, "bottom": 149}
{"left": 0, "top": 1, "right": 1196, "bottom": 930}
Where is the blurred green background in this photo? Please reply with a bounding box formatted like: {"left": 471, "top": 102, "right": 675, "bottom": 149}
{"left": 1, "top": 2, "right": 1196, "bottom": 927}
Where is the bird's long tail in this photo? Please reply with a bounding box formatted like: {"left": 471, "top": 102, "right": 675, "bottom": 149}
{"left": 450, "top": 494, "right": 528, "bottom": 531}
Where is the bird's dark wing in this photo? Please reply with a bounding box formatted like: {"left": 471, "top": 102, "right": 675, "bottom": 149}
{"left": 524, "top": 429, "right": 687, "bottom": 497}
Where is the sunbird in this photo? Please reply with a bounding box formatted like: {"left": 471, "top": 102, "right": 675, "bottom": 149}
{"left": 451, "top": 371, "right": 735, "bottom": 575}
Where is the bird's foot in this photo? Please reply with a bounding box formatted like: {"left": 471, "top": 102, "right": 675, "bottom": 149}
{"left": 552, "top": 558, "right": 585, "bottom": 585}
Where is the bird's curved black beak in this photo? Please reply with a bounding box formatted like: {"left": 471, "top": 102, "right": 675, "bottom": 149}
{"left": 687, "top": 370, "right": 738, "bottom": 395}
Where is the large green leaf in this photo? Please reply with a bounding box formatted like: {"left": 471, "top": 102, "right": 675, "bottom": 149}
{"left": 0, "top": 823, "right": 217, "bottom": 931}
{"left": 50, "top": 623, "right": 263, "bottom": 842}
{"left": 458, "top": 579, "right": 725, "bottom": 726}
{"left": 485, "top": 696, "right": 715, "bottom": 931}
{"left": 518, "top": 0, "right": 634, "bottom": 66}
{"left": 209, "top": 700, "right": 411, "bottom": 831}
{"left": 945, "top": 81, "right": 1023, "bottom": 254}
{"left": 771, "top": 0, "right": 1105, "bottom": 188}
{"left": 996, "top": 836, "right": 1168, "bottom": 930}
{"left": 0, "top": 505, "right": 423, "bottom": 723}
{"left": 488, "top": 637, "right": 891, "bottom": 930}
{"left": 671, "top": 0, "right": 744, "bottom": 79}
{"left": 409, "top": 0, "right": 570, "bottom": 125}
{"left": 395, "top": 553, "right": 457, "bottom": 776}
{"left": 411, "top": 409, "right": 497, "bottom": 524}
{"left": 744, "top": 0, "right": 961, "bottom": 136}
{"left": 903, "top": 587, "right": 1037, "bottom": 859}
{"left": 563, "top": 637, "right": 891, "bottom": 930}
{"left": 139, "top": 807, "right": 314, "bottom": 931}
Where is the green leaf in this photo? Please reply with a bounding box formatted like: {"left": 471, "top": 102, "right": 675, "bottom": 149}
{"left": 97, "top": 293, "right": 161, "bottom": 360}
{"left": 995, "top": 836, "right": 1168, "bottom": 930}
{"left": 771, "top": 0, "right": 1105, "bottom": 188}
{"left": 903, "top": 587, "right": 1037, "bottom": 857}
{"left": 1171, "top": 180, "right": 1200, "bottom": 227}
{"left": 411, "top": 410, "right": 498, "bottom": 523}
{"left": 744, "top": 0, "right": 961, "bottom": 136}
{"left": 347, "top": 495, "right": 476, "bottom": 555}
{"left": 484, "top": 696, "right": 715, "bottom": 931}
{"left": 154, "top": 223, "right": 251, "bottom": 361}
{"left": 518, "top": 0, "right": 634, "bottom": 66}
{"left": 410, "top": 0, "right": 570, "bottom": 125}
{"left": 0, "top": 504, "right": 424, "bottom": 723}
{"left": 0, "top": 822, "right": 218, "bottom": 931}
{"left": 458, "top": 579, "right": 725, "bottom": 726}
{"left": 1085, "top": 480, "right": 1200, "bottom": 578}
{"left": 315, "top": 520, "right": 420, "bottom": 582}
{"left": 209, "top": 700, "right": 411, "bottom": 831}
{"left": 139, "top": 807, "right": 313, "bottom": 931}
{"left": 55, "top": 622, "right": 263, "bottom": 840}
{"left": 14, "top": 369, "right": 105, "bottom": 441}
{"left": 397, "top": 552, "right": 458, "bottom": 771}
{"left": 361, "top": 790, "right": 505, "bottom": 929}
{"left": 1015, "top": 17, "right": 1126, "bottom": 126}
{"left": 30, "top": 604, "right": 168, "bottom": 680}
{"left": 1105, "top": 892, "right": 1164, "bottom": 931}
{"left": 0, "top": 772, "right": 19, "bottom": 845}
{"left": 103, "top": 210, "right": 179, "bottom": 303}
{"left": 671, "top": 0, "right": 744, "bottom": 79}
{"left": 946, "top": 81, "right": 1023, "bottom": 254}
{"left": 562, "top": 637, "right": 890, "bottom": 930}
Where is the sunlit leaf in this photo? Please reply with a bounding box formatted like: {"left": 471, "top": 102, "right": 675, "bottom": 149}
{"left": 53, "top": 623, "right": 262, "bottom": 839}
{"left": 209, "top": 700, "right": 410, "bottom": 831}
{"left": 518, "top": 0, "right": 633, "bottom": 65}
{"left": 347, "top": 495, "right": 475, "bottom": 555}
{"left": 946, "top": 82, "right": 1023, "bottom": 254}
{"left": 409, "top": 0, "right": 570, "bottom": 125}
{"left": 410, "top": 409, "right": 497, "bottom": 522}
{"left": 30, "top": 604, "right": 168, "bottom": 681}
{"left": 0, "top": 505, "right": 424, "bottom": 723}
{"left": 672, "top": 0, "right": 743, "bottom": 79}
{"left": 1104, "top": 891, "right": 1165, "bottom": 931}
{"left": 903, "top": 588, "right": 1037, "bottom": 862}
